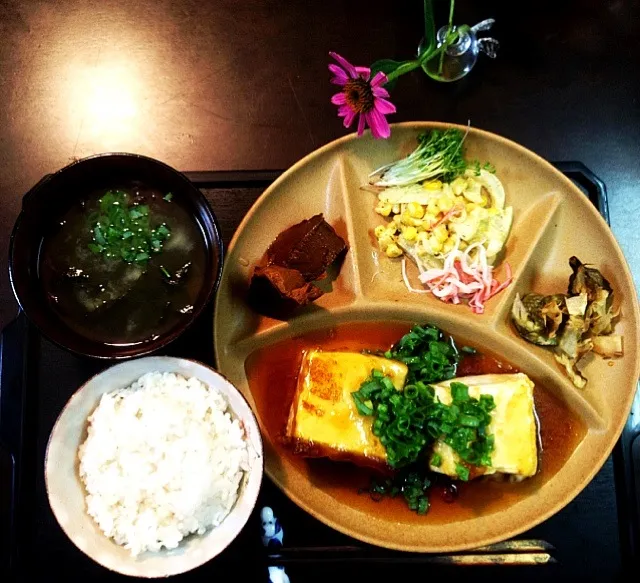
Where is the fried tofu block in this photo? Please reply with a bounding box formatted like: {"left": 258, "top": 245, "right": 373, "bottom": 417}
{"left": 429, "top": 373, "right": 538, "bottom": 479}
{"left": 286, "top": 350, "right": 407, "bottom": 467}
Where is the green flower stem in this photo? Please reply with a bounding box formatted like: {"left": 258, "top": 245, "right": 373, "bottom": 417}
{"left": 382, "top": 0, "right": 465, "bottom": 85}
{"left": 385, "top": 59, "right": 423, "bottom": 83}
{"left": 439, "top": 0, "right": 456, "bottom": 73}
{"left": 423, "top": 0, "right": 436, "bottom": 54}
{"left": 448, "top": 0, "right": 456, "bottom": 28}
{"left": 385, "top": 41, "right": 450, "bottom": 84}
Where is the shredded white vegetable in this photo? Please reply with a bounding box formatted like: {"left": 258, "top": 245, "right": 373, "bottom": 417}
{"left": 401, "top": 259, "right": 431, "bottom": 294}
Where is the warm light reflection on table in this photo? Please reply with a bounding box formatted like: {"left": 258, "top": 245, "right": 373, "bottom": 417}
{"left": 69, "top": 61, "right": 141, "bottom": 146}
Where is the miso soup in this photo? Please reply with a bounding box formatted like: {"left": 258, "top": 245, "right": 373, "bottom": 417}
{"left": 39, "top": 183, "right": 207, "bottom": 345}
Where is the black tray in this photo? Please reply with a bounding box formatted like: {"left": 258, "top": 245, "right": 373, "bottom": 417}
{"left": 0, "top": 163, "right": 637, "bottom": 582}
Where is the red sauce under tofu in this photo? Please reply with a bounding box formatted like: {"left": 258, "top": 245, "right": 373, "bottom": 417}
{"left": 245, "top": 322, "right": 586, "bottom": 523}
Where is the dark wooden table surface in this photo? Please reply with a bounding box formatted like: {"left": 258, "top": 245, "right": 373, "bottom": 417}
{"left": 0, "top": 0, "right": 639, "bottom": 580}
{"left": 0, "top": 0, "right": 639, "bottom": 328}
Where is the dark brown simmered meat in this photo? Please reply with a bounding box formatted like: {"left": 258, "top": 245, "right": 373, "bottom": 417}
{"left": 251, "top": 265, "right": 324, "bottom": 307}
{"left": 265, "top": 214, "right": 347, "bottom": 280}
{"left": 249, "top": 214, "right": 348, "bottom": 311}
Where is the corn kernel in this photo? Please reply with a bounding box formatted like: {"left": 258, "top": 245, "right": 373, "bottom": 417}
{"left": 393, "top": 214, "right": 403, "bottom": 225}
{"left": 385, "top": 243, "right": 403, "bottom": 258}
{"left": 427, "top": 236, "right": 443, "bottom": 253}
{"left": 423, "top": 180, "right": 443, "bottom": 190}
{"left": 426, "top": 200, "right": 440, "bottom": 216}
{"left": 438, "top": 195, "right": 454, "bottom": 213}
{"left": 406, "top": 202, "right": 424, "bottom": 219}
{"left": 434, "top": 224, "right": 449, "bottom": 242}
{"left": 374, "top": 225, "right": 386, "bottom": 238}
{"left": 409, "top": 217, "right": 423, "bottom": 227}
{"left": 375, "top": 202, "right": 392, "bottom": 217}
{"left": 417, "top": 231, "right": 429, "bottom": 243}
{"left": 378, "top": 232, "right": 393, "bottom": 245}
{"left": 423, "top": 212, "right": 438, "bottom": 225}
{"left": 418, "top": 219, "right": 431, "bottom": 231}
{"left": 465, "top": 202, "right": 476, "bottom": 213}
{"left": 402, "top": 226, "right": 417, "bottom": 241}
{"left": 391, "top": 204, "right": 400, "bottom": 214}
{"left": 378, "top": 236, "right": 393, "bottom": 252}
{"left": 451, "top": 177, "right": 467, "bottom": 195}
{"left": 442, "top": 237, "right": 456, "bottom": 254}
{"left": 401, "top": 211, "right": 412, "bottom": 225}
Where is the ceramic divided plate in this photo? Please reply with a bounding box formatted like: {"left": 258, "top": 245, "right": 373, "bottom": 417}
{"left": 213, "top": 122, "right": 640, "bottom": 552}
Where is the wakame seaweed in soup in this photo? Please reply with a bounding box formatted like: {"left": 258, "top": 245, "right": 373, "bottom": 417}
{"left": 39, "top": 185, "right": 206, "bottom": 345}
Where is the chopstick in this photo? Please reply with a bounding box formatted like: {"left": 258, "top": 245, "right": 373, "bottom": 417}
{"left": 267, "top": 539, "right": 556, "bottom": 566}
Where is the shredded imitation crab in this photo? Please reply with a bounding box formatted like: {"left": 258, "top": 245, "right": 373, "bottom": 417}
{"left": 402, "top": 241, "right": 512, "bottom": 314}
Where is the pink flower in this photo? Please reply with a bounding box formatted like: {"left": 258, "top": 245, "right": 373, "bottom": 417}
{"left": 329, "top": 52, "right": 396, "bottom": 139}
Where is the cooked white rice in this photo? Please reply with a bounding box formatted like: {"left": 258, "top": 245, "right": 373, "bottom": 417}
{"left": 78, "top": 372, "right": 249, "bottom": 556}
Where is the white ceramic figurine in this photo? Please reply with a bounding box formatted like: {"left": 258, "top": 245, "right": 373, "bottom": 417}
{"left": 260, "top": 506, "right": 290, "bottom": 583}
{"left": 260, "top": 506, "right": 284, "bottom": 548}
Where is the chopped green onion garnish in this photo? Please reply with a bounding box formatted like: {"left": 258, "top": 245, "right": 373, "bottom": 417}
{"left": 87, "top": 191, "right": 171, "bottom": 265}
{"left": 455, "top": 464, "right": 470, "bottom": 481}
{"left": 352, "top": 324, "right": 495, "bottom": 514}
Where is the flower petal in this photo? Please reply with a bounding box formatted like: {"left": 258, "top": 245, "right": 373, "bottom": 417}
{"left": 338, "top": 105, "right": 355, "bottom": 117}
{"left": 329, "top": 51, "right": 357, "bottom": 78}
{"left": 372, "top": 86, "right": 390, "bottom": 98}
{"left": 342, "top": 107, "right": 357, "bottom": 128}
{"left": 357, "top": 112, "right": 366, "bottom": 136}
{"left": 331, "top": 92, "right": 347, "bottom": 105}
{"left": 328, "top": 64, "right": 349, "bottom": 85}
{"left": 370, "top": 71, "right": 388, "bottom": 88}
{"left": 355, "top": 65, "right": 371, "bottom": 79}
{"left": 338, "top": 103, "right": 355, "bottom": 117}
{"left": 374, "top": 96, "right": 396, "bottom": 115}
{"left": 365, "top": 109, "right": 391, "bottom": 139}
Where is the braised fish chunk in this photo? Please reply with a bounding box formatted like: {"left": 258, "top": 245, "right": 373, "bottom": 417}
{"left": 286, "top": 351, "right": 407, "bottom": 467}
{"left": 429, "top": 373, "right": 538, "bottom": 479}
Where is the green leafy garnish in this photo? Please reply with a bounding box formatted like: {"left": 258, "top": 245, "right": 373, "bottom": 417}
{"left": 455, "top": 463, "right": 470, "bottom": 481}
{"left": 427, "top": 382, "right": 495, "bottom": 468}
{"left": 384, "top": 324, "right": 460, "bottom": 385}
{"left": 352, "top": 324, "right": 496, "bottom": 513}
{"left": 470, "top": 159, "right": 497, "bottom": 176}
{"left": 370, "top": 129, "right": 468, "bottom": 187}
{"left": 367, "top": 470, "right": 431, "bottom": 515}
{"left": 87, "top": 190, "right": 171, "bottom": 265}
{"left": 352, "top": 376, "right": 433, "bottom": 469}
{"left": 163, "top": 192, "right": 173, "bottom": 202}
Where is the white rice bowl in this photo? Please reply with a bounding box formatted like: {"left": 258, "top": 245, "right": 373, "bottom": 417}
{"left": 78, "top": 372, "right": 249, "bottom": 557}
{"left": 45, "top": 357, "right": 263, "bottom": 578}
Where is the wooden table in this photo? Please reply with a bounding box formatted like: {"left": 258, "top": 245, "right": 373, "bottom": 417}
{"left": 0, "top": 0, "right": 638, "bottom": 580}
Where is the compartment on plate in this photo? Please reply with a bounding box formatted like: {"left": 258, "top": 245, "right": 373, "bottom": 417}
{"left": 351, "top": 130, "right": 525, "bottom": 316}
{"left": 245, "top": 320, "right": 586, "bottom": 522}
